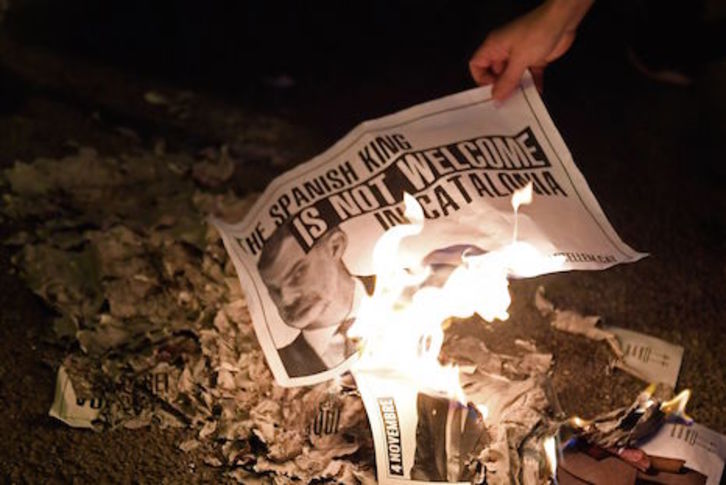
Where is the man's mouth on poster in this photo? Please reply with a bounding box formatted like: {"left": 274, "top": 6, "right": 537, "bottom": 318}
{"left": 281, "top": 296, "right": 326, "bottom": 329}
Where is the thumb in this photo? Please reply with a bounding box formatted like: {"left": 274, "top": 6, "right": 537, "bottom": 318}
{"left": 492, "top": 57, "right": 527, "bottom": 101}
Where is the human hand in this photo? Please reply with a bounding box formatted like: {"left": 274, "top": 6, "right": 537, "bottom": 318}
{"left": 469, "top": 0, "right": 594, "bottom": 100}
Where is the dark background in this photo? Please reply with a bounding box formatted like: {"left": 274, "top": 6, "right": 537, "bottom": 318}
{"left": 0, "top": 0, "right": 725, "bottom": 482}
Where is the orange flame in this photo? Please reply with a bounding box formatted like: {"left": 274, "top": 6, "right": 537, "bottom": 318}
{"left": 350, "top": 184, "right": 564, "bottom": 403}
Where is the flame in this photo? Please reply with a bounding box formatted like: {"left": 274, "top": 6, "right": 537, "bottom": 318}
{"left": 660, "top": 389, "right": 692, "bottom": 424}
{"left": 568, "top": 416, "right": 591, "bottom": 429}
{"left": 512, "top": 182, "right": 533, "bottom": 243}
{"left": 512, "top": 181, "right": 533, "bottom": 211}
{"left": 349, "top": 186, "right": 564, "bottom": 403}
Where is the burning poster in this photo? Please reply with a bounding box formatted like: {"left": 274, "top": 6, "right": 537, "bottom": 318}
{"left": 354, "top": 328, "right": 556, "bottom": 485}
{"left": 355, "top": 373, "right": 474, "bottom": 484}
{"left": 213, "top": 71, "right": 645, "bottom": 386}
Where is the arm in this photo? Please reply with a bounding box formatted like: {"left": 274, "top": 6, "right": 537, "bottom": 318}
{"left": 469, "top": 0, "right": 594, "bottom": 100}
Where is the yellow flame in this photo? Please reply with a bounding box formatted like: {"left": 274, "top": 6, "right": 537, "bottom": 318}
{"left": 643, "top": 383, "right": 658, "bottom": 398}
{"left": 349, "top": 188, "right": 563, "bottom": 403}
{"left": 569, "top": 416, "right": 591, "bottom": 429}
{"left": 512, "top": 181, "right": 534, "bottom": 212}
{"left": 512, "top": 182, "right": 533, "bottom": 243}
{"left": 660, "top": 389, "right": 692, "bottom": 423}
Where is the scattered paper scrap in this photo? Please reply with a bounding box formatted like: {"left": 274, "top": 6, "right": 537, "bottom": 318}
{"left": 1, "top": 140, "right": 378, "bottom": 481}
{"left": 535, "top": 286, "right": 622, "bottom": 358}
{"left": 536, "top": 286, "right": 685, "bottom": 389}
{"left": 641, "top": 422, "right": 726, "bottom": 485}
{"left": 49, "top": 365, "right": 103, "bottom": 429}
{"left": 606, "top": 325, "right": 684, "bottom": 389}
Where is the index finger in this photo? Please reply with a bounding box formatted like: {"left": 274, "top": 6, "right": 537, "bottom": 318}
{"left": 492, "top": 57, "right": 527, "bottom": 101}
{"left": 468, "top": 36, "right": 501, "bottom": 85}
{"left": 469, "top": 62, "right": 497, "bottom": 86}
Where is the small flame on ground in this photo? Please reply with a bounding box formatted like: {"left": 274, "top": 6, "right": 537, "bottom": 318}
{"left": 661, "top": 389, "right": 692, "bottom": 424}
{"left": 568, "top": 416, "right": 591, "bottom": 429}
{"left": 350, "top": 185, "right": 563, "bottom": 403}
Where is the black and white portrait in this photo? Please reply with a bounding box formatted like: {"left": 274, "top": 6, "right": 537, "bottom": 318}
{"left": 257, "top": 223, "right": 374, "bottom": 378}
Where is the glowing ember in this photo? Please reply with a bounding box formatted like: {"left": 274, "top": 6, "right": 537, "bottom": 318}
{"left": 349, "top": 183, "right": 564, "bottom": 402}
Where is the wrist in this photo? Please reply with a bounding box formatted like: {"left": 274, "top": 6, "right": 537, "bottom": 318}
{"left": 542, "top": 0, "right": 594, "bottom": 31}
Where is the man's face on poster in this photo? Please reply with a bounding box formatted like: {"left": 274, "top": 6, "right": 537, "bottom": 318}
{"left": 260, "top": 230, "right": 353, "bottom": 331}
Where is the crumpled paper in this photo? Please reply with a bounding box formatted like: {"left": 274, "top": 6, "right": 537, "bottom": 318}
{"left": 1, "top": 145, "right": 375, "bottom": 483}
{"left": 555, "top": 385, "right": 701, "bottom": 483}
{"left": 1, "top": 141, "right": 692, "bottom": 483}
{"left": 442, "top": 334, "right": 555, "bottom": 485}
{"left": 534, "top": 286, "right": 622, "bottom": 358}
{"left": 49, "top": 365, "right": 103, "bottom": 429}
{"left": 534, "top": 285, "right": 686, "bottom": 389}
{"left": 566, "top": 384, "right": 691, "bottom": 450}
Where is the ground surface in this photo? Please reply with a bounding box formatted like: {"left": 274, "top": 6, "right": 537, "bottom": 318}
{"left": 0, "top": 2, "right": 725, "bottom": 483}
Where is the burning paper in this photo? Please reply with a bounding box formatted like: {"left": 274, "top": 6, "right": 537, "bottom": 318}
{"left": 213, "top": 71, "right": 646, "bottom": 386}
{"left": 350, "top": 184, "right": 558, "bottom": 484}
{"left": 565, "top": 385, "right": 693, "bottom": 451}
{"left": 356, "top": 333, "right": 555, "bottom": 485}
{"left": 557, "top": 387, "right": 723, "bottom": 484}
{"left": 347, "top": 190, "right": 561, "bottom": 401}
{"left": 356, "top": 373, "right": 477, "bottom": 485}
{"left": 2, "top": 71, "right": 660, "bottom": 483}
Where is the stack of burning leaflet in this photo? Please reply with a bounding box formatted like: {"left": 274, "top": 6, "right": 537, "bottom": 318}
{"left": 3, "top": 78, "right": 725, "bottom": 484}
{"left": 2, "top": 144, "right": 724, "bottom": 484}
